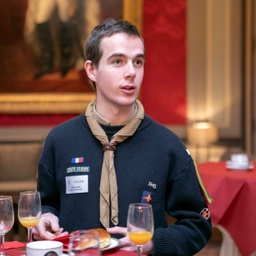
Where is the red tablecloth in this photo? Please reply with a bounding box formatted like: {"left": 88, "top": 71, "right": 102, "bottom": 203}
{"left": 4, "top": 244, "right": 139, "bottom": 256}
{"left": 198, "top": 161, "right": 256, "bottom": 256}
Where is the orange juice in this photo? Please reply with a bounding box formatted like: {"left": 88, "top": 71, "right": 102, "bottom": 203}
{"left": 19, "top": 217, "right": 40, "bottom": 228}
{"left": 128, "top": 231, "right": 153, "bottom": 245}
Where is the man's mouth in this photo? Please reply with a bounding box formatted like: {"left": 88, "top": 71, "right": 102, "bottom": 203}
{"left": 122, "top": 85, "right": 135, "bottom": 90}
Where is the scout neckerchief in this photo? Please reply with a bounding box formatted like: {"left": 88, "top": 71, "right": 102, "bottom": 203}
{"left": 85, "top": 99, "right": 144, "bottom": 228}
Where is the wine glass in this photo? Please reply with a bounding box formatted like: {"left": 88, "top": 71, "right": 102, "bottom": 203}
{"left": 68, "top": 230, "right": 101, "bottom": 256}
{"left": 0, "top": 196, "right": 14, "bottom": 256}
{"left": 18, "top": 191, "right": 41, "bottom": 242}
{"left": 127, "top": 203, "right": 154, "bottom": 256}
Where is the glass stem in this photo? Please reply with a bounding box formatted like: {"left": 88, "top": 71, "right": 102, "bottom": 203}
{"left": 0, "top": 234, "right": 5, "bottom": 255}
{"left": 137, "top": 245, "right": 142, "bottom": 256}
{"left": 27, "top": 227, "right": 33, "bottom": 242}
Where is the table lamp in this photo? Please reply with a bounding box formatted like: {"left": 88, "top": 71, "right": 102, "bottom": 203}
{"left": 187, "top": 122, "right": 218, "bottom": 161}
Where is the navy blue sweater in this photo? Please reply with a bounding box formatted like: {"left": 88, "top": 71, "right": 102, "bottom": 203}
{"left": 37, "top": 113, "right": 212, "bottom": 255}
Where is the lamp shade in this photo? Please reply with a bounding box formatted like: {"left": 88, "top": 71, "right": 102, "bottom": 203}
{"left": 187, "top": 122, "right": 218, "bottom": 147}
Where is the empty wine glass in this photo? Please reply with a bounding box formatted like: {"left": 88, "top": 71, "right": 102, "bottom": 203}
{"left": 0, "top": 196, "right": 14, "bottom": 256}
{"left": 127, "top": 203, "right": 154, "bottom": 256}
{"left": 18, "top": 191, "right": 41, "bottom": 242}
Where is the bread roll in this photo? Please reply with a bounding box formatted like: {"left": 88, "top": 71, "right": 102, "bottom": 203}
{"left": 89, "top": 228, "right": 111, "bottom": 249}
{"left": 78, "top": 228, "right": 111, "bottom": 249}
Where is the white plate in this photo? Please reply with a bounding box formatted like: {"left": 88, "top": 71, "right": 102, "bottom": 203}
{"left": 101, "top": 238, "right": 121, "bottom": 251}
{"left": 63, "top": 238, "right": 120, "bottom": 253}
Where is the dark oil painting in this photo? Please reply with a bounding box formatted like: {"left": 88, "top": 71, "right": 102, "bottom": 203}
{"left": 0, "top": 0, "right": 123, "bottom": 94}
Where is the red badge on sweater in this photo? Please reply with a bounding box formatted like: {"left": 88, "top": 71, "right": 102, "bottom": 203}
{"left": 200, "top": 208, "right": 210, "bottom": 220}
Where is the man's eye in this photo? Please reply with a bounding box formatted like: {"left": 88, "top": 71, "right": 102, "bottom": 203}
{"left": 134, "top": 60, "right": 144, "bottom": 66}
{"left": 113, "top": 59, "right": 122, "bottom": 64}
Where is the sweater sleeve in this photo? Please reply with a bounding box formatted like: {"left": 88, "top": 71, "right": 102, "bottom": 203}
{"left": 153, "top": 160, "right": 212, "bottom": 256}
{"left": 37, "top": 131, "right": 60, "bottom": 217}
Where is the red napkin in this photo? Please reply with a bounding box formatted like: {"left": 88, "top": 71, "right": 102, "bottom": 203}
{"left": 4, "top": 241, "right": 25, "bottom": 250}
{"left": 53, "top": 234, "right": 71, "bottom": 250}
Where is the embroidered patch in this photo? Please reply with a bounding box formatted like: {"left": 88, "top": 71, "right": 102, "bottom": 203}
{"left": 200, "top": 208, "right": 210, "bottom": 220}
{"left": 148, "top": 181, "right": 157, "bottom": 189}
{"left": 71, "top": 157, "right": 84, "bottom": 163}
{"left": 141, "top": 190, "right": 155, "bottom": 204}
{"left": 67, "top": 166, "right": 90, "bottom": 173}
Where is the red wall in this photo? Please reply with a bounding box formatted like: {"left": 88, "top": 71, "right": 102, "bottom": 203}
{"left": 0, "top": 114, "right": 76, "bottom": 126}
{"left": 141, "top": 0, "right": 187, "bottom": 125}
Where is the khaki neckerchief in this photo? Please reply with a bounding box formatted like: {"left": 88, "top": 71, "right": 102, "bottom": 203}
{"left": 85, "top": 99, "right": 144, "bottom": 228}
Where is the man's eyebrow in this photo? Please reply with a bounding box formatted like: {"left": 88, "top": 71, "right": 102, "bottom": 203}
{"left": 107, "top": 53, "right": 145, "bottom": 61}
{"left": 107, "top": 53, "right": 125, "bottom": 61}
{"left": 136, "top": 54, "right": 145, "bottom": 59}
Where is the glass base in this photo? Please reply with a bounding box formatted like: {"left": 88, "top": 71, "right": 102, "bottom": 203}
{"left": 0, "top": 252, "right": 14, "bottom": 256}
{"left": 18, "top": 247, "right": 26, "bottom": 253}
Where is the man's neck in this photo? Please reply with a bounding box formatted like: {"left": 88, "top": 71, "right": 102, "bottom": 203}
{"left": 93, "top": 102, "right": 137, "bottom": 126}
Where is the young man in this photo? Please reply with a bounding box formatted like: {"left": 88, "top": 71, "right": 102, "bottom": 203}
{"left": 33, "top": 18, "right": 212, "bottom": 255}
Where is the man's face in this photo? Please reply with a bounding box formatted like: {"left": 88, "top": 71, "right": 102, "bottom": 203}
{"left": 93, "top": 33, "right": 145, "bottom": 108}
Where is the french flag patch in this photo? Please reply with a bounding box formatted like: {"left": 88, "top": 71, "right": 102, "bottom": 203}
{"left": 71, "top": 157, "right": 84, "bottom": 163}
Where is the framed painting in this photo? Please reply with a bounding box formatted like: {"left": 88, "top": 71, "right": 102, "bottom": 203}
{"left": 0, "top": 0, "right": 143, "bottom": 114}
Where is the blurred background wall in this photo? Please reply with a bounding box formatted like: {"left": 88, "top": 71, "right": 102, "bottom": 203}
{"left": 0, "top": 0, "right": 255, "bottom": 159}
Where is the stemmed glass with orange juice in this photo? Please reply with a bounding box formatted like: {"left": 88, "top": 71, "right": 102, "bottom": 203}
{"left": 127, "top": 203, "right": 154, "bottom": 256}
{"left": 18, "top": 191, "right": 41, "bottom": 242}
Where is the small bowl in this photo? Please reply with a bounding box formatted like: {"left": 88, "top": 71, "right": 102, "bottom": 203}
{"left": 26, "top": 240, "right": 63, "bottom": 256}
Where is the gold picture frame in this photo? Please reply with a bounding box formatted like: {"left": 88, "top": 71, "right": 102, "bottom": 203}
{"left": 0, "top": 0, "right": 143, "bottom": 114}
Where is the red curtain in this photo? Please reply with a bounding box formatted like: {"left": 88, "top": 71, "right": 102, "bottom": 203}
{"left": 141, "top": 0, "right": 186, "bottom": 125}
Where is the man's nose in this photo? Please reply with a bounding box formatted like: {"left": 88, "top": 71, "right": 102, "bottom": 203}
{"left": 124, "top": 62, "right": 136, "bottom": 78}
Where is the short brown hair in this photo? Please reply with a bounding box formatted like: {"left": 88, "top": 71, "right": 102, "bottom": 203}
{"left": 85, "top": 18, "right": 143, "bottom": 68}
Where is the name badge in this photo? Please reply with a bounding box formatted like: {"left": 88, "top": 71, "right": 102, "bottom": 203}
{"left": 66, "top": 175, "right": 88, "bottom": 194}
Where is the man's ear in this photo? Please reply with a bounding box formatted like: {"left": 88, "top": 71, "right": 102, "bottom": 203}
{"left": 84, "top": 61, "right": 96, "bottom": 83}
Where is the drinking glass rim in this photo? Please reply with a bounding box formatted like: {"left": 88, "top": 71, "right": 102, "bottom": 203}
{"left": 0, "top": 195, "right": 12, "bottom": 200}
{"left": 70, "top": 230, "right": 100, "bottom": 239}
{"left": 19, "top": 191, "right": 40, "bottom": 195}
{"left": 129, "top": 203, "right": 152, "bottom": 208}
